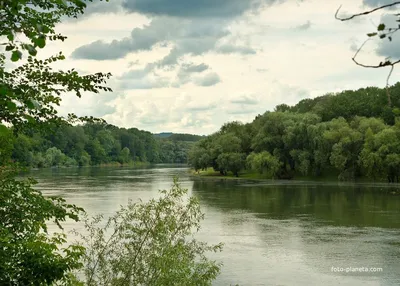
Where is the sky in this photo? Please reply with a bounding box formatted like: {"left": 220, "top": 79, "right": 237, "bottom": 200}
{"left": 41, "top": 0, "right": 400, "bottom": 135}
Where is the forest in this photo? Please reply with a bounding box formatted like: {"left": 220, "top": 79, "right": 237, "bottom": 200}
{"left": 188, "top": 83, "right": 400, "bottom": 182}
{"left": 0, "top": 122, "right": 202, "bottom": 168}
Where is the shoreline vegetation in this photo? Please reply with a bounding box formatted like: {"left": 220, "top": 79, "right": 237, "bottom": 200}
{"left": 28, "top": 160, "right": 151, "bottom": 170}
{"left": 187, "top": 83, "right": 400, "bottom": 184}
{"left": 188, "top": 168, "right": 400, "bottom": 192}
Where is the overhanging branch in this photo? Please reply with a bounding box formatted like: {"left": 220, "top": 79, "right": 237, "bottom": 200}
{"left": 335, "top": 2, "right": 400, "bottom": 21}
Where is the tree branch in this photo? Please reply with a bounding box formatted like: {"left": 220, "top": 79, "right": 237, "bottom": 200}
{"left": 351, "top": 38, "right": 400, "bottom": 69}
{"left": 335, "top": 2, "right": 400, "bottom": 21}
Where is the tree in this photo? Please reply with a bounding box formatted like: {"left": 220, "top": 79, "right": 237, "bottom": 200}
{"left": 76, "top": 178, "right": 223, "bottom": 286}
{"left": 0, "top": 125, "right": 14, "bottom": 165}
{"left": 119, "top": 147, "right": 131, "bottom": 164}
{"left": 45, "top": 147, "right": 68, "bottom": 166}
{"left": 246, "top": 151, "right": 282, "bottom": 179}
{"left": 85, "top": 138, "right": 107, "bottom": 165}
{"left": 0, "top": 167, "right": 85, "bottom": 285}
{"left": 1, "top": 0, "right": 111, "bottom": 284}
{"left": 1, "top": 0, "right": 112, "bottom": 132}
{"left": 216, "top": 152, "right": 246, "bottom": 177}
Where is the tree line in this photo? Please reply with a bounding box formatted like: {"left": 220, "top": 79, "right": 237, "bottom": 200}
{"left": 188, "top": 83, "right": 400, "bottom": 182}
{"left": 0, "top": 122, "right": 201, "bottom": 168}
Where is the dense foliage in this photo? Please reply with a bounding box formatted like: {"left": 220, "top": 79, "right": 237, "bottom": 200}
{"left": 189, "top": 83, "right": 400, "bottom": 182}
{"left": 0, "top": 0, "right": 113, "bottom": 284}
{"left": 0, "top": 122, "right": 199, "bottom": 168}
{"left": 0, "top": 166, "right": 85, "bottom": 285}
{"left": 77, "top": 178, "right": 223, "bottom": 286}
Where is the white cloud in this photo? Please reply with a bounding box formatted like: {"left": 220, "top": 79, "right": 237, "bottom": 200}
{"left": 44, "top": 0, "right": 400, "bottom": 134}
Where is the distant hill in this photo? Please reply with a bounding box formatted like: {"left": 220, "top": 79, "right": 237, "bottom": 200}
{"left": 153, "top": 132, "right": 205, "bottom": 142}
{"left": 153, "top": 132, "right": 174, "bottom": 138}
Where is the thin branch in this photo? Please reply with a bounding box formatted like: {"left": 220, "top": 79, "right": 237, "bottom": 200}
{"left": 387, "top": 64, "right": 395, "bottom": 85}
{"left": 386, "top": 65, "right": 394, "bottom": 107}
{"left": 351, "top": 38, "right": 400, "bottom": 68}
{"left": 335, "top": 2, "right": 400, "bottom": 21}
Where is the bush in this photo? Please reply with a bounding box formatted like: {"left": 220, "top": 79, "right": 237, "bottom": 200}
{"left": 0, "top": 166, "right": 85, "bottom": 285}
{"left": 75, "top": 177, "right": 223, "bottom": 286}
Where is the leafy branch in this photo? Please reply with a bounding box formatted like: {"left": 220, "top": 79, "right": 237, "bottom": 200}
{"left": 335, "top": 2, "right": 400, "bottom": 106}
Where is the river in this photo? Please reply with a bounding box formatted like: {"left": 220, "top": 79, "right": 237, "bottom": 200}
{"left": 31, "top": 164, "right": 400, "bottom": 286}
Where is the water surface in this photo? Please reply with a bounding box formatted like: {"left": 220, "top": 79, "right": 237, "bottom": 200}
{"left": 31, "top": 165, "right": 400, "bottom": 286}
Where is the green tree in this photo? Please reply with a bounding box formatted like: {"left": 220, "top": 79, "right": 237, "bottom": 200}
{"left": 246, "top": 151, "right": 282, "bottom": 179}
{"left": 0, "top": 125, "right": 14, "bottom": 165}
{"left": 77, "top": 178, "right": 223, "bottom": 286}
{"left": 1, "top": 0, "right": 111, "bottom": 284}
{"left": 45, "top": 147, "right": 67, "bottom": 166}
{"left": 1, "top": 1, "right": 112, "bottom": 132}
{"left": 216, "top": 152, "right": 246, "bottom": 177}
{"left": 85, "top": 139, "right": 107, "bottom": 165}
{"left": 96, "top": 130, "right": 116, "bottom": 158}
{"left": 0, "top": 167, "right": 85, "bottom": 285}
{"left": 119, "top": 147, "right": 131, "bottom": 164}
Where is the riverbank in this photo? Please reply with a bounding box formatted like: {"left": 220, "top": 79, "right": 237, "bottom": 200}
{"left": 26, "top": 161, "right": 151, "bottom": 171}
{"left": 189, "top": 168, "right": 276, "bottom": 181}
{"left": 189, "top": 167, "right": 400, "bottom": 187}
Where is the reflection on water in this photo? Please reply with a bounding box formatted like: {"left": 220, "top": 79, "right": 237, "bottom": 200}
{"left": 30, "top": 165, "right": 400, "bottom": 286}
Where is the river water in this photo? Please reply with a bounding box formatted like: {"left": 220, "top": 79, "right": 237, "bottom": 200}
{"left": 31, "top": 165, "right": 400, "bottom": 286}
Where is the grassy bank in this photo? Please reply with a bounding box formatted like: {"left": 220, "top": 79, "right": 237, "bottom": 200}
{"left": 189, "top": 168, "right": 272, "bottom": 181}
{"left": 189, "top": 167, "right": 392, "bottom": 183}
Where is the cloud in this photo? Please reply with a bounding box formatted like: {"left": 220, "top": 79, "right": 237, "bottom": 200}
{"left": 216, "top": 44, "right": 257, "bottom": 54}
{"left": 119, "top": 77, "right": 170, "bottom": 89}
{"left": 71, "top": 8, "right": 259, "bottom": 64}
{"left": 186, "top": 101, "right": 218, "bottom": 112}
{"left": 193, "top": 72, "right": 221, "bottom": 86}
{"left": 121, "top": 0, "right": 266, "bottom": 18}
{"left": 362, "top": 0, "right": 399, "bottom": 8}
{"left": 84, "top": 0, "right": 125, "bottom": 15}
{"left": 182, "top": 63, "right": 209, "bottom": 73}
{"left": 116, "top": 65, "right": 171, "bottom": 89}
{"left": 294, "top": 20, "right": 312, "bottom": 31}
{"left": 174, "top": 63, "right": 210, "bottom": 86}
{"left": 227, "top": 107, "right": 257, "bottom": 114}
{"left": 230, "top": 95, "right": 259, "bottom": 105}
{"left": 376, "top": 14, "right": 400, "bottom": 59}
{"left": 71, "top": 17, "right": 174, "bottom": 60}
{"left": 59, "top": 91, "right": 118, "bottom": 118}
{"left": 103, "top": 94, "right": 220, "bottom": 134}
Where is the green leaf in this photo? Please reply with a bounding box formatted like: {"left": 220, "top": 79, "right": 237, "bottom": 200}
{"left": 24, "top": 114, "right": 36, "bottom": 123}
{"left": 27, "top": 45, "right": 37, "bottom": 56}
{"left": 35, "top": 35, "right": 46, "bottom": 49}
{"left": 380, "top": 34, "right": 386, "bottom": 39}
{"left": 0, "top": 124, "right": 9, "bottom": 136}
{"left": 42, "top": 26, "right": 50, "bottom": 34}
{"left": 26, "top": 100, "right": 35, "bottom": 109}
{"left": 11, "top": 50, "right": 22, "bottom": 62}
{"left": 5, "top": 45, "right": 14, "bottom": 51}
{"left": 0, "top": 86, "right": 6, "bottom": 96}
{"left": 377, "top": 23, "right": 385, "bottom": 31}
{"left": 7, "top": 101, "right": 17, "bottom": 112}
{"left": 7, "top": 33, "right": 14, "bottom": 41}
{"left": 367, "top": 32, "right": 377, "bottom": 37}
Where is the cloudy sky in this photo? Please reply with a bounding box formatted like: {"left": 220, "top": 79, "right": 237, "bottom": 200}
{"left": 44, "top": 0, "right": 400, "bottom": 135}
